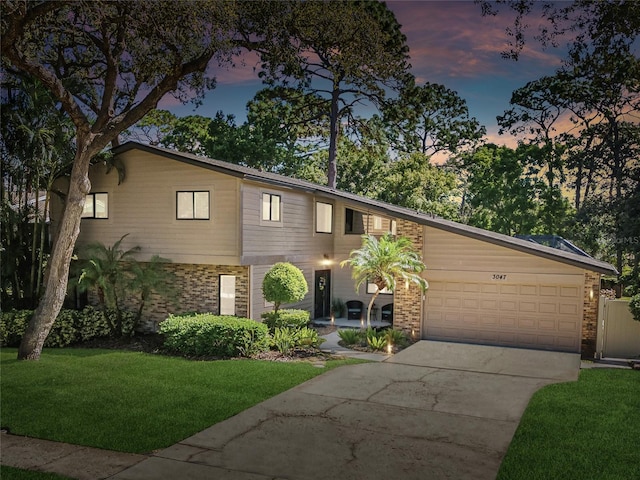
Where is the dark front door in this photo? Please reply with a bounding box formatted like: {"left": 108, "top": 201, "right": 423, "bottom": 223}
{"left": 314, "top": 270, "right": 331, "bottom": 319}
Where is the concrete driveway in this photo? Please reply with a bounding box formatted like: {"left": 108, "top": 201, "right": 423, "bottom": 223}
{"left": 112, "top": 341, "right": 580, "bottom": 480}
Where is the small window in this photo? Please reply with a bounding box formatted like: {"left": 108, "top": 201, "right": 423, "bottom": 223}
{"left": 316, "top": 202, "right": 333, "bottom": 233}
{"left": 82, "top": 193, "right": 108, "bottom": 219}
{"left": 219, "top": 275, "right": 236, "bottom": 315}
{"left": 345, "top": 208, "right": 365, "bottom": 234}
{"left": 177, "top": 191, "right": 209, "bottom": 220}
{"left": 262, "top": 193, "right": 281, "bottom": 222}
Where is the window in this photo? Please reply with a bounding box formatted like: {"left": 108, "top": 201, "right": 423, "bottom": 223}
{"left": 345, "top": 208, "right": 365, "bottom": 234}
{"left": 177, "top": 191, "right": 209, "bottom": 220}
{"left": 262, "top": 193, "right": 281, "bottom": 222}
{"left": 82, "top": 193, "right": 108, "bottom": 219}
{"left": 219, "top": 275, "right": 236, "bottom": 315}
{"left": 316, "top": 202, "right": 333, "bottom": 233}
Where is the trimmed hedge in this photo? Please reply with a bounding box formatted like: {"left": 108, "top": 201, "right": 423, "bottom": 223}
{"left": 159, "top": 313, "right": 270, "bottom": 358}
{"left": 0, "top": 307, "right": 135, "bottom": 348}
{"left": 261, "top": 309, "right": 310, "bottom": 333}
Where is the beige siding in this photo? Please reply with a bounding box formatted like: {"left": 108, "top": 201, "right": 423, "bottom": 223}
{"left": 241, "top": 182, "right": 334, "bottom": 264}
{"left": 424, "top": 227, "right": 584, "bottom": 275}
{"left": 72, "top": 150, "right": 241, "bottom": 264}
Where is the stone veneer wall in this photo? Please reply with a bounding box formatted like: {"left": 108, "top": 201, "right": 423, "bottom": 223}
{"left": 582, "top": 271, "right": 601, "bottom": 358}
{"left": 393, "top": 219, "right": 425, "bottom": 339}
{"left": 88, "top": 263, "right": 249, "bottom": 332}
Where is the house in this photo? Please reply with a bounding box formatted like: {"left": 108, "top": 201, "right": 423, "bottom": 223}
{"left": 51, "top": 142, "right": 617, "bottom": 357}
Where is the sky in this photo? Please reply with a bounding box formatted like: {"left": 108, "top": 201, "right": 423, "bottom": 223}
{"left": 162, "top": 1, "right": 567, "bottom": 149}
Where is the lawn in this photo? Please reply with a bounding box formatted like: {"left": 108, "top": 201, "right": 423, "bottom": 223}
{"left": 0, "top": 348, "right": 361, "bottom": 454}
{"left": 0, "top": 466, "right": 73, "bottom": 480}
{"left": 497, "top": 368, "right": 640, "bottom": 480}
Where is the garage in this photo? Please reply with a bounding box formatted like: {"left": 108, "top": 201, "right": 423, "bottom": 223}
{"left": 420, "top": 226, "right": 614, "bottom": 354}
{"left": 423, "top": 271, "right": 584, "bottom": 352}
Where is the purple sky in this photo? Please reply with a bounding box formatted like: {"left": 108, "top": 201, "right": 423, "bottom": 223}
{"left": 163, "top": 1, "right": 566, "bottom": 148}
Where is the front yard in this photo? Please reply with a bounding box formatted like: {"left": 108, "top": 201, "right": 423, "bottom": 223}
{"left": 498, "top": 368, "right": 640, "bottom": 480}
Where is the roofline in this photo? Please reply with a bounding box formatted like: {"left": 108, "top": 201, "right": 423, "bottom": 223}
{"left": 112, "top": 141, "right": 619, "bottom": 276}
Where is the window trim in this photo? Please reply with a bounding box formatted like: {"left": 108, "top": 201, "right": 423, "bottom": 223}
{"left": 261, "top": 192, "right": 282, "bottom": 223}
{"left": 176, "top": 190, "right": 210, "bottom": 220}
{"left": 81, "top": 192, "right": 109, "bottom": 219}
{"left": 315, "top": 201, "right": 333, "bottom": 234}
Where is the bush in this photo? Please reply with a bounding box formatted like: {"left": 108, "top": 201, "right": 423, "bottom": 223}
{"left": 296, "top": 327, "right": 325, "bottom": 349}
{"left": 271, "top": 327, "right": 297, "bottom": 355}
{"left": 0, "top": 306, "right": 134, "bottom": 348}
{"left": 367, "top": 335, "right": 387, "bottom": 351}
{"left": 629, "top": 294, "right": 640, "bottom": 322}
{"left": 337, "top": 328, "right": 361, "bottom": 346}
{"left": 159, "top": 313, "right": 270, "bottom": 357}
{"left": 262, "top": 262, "right": 308, "bottom": 311}
{"left": 261, "top": 309, "right": 310, "bottom": 333}
{"left": 383, "top": 328, "right": 409, "bottom": 348}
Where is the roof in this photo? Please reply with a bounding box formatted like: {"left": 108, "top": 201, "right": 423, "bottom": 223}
{"left": 112, "top": 141, "right": 618, "bottom": 275}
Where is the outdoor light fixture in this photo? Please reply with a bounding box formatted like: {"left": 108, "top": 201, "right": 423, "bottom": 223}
{"left": 590, "top": 288, "right": 594, "bottom": 301}
{"left": 321, "top": 254, "right": 332, "bottom": 267}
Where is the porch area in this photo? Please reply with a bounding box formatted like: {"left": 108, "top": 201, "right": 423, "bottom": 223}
{"left": 311, "top": 317, "right": 392, "bottom": 329}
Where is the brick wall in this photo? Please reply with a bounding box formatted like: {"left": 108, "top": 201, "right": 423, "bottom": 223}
{"left": 393, "top": 219, "right": 425, "bottom": 339}
{"left": 582, "top": 271, "right": 601, "bottom": 358}
{"left": 88, "top": 263, "right": 249, "bottom": 331}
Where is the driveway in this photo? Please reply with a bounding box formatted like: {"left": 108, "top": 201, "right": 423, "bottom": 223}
{"left": 112, "top": 341, "right": 580, "bottom": 480}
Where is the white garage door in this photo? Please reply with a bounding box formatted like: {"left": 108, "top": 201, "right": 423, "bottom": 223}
{"left": 423, "top": 273, "right": 584, "bottom": 352}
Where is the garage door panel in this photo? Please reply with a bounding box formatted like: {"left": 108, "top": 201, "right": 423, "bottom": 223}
{"left": 424, "top": 276, "right": 583, "bottom": 353}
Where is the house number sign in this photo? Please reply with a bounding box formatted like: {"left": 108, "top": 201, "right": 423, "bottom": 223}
{"left": 492, "top": 274, "right": 507, "bottom": 280}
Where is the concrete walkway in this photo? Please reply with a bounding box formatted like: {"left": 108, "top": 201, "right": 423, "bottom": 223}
{"left": 2, "top": 341, "right": 584, "bottom": 480}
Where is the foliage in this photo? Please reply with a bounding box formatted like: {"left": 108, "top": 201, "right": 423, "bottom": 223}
{"left": 0, "top": 307, "right": 133, "bottom": 348}
{"left": 367, "top": 334, "right": 387, "bottom": 352}
{"left": 0, "top": 466, "right": 73, "bottom": 480}
{"left": 261, "top": 309, "right": 310, "bottom": 333}
{"left": 337, "top": 328, "right": 362, "bottom": 346}
{"left": 74, "top": 235, "right": 175, "bottom": 336}
{"left": 295, "top": 327, "right": 325, "bottom": 349}
{"left": 383, "top": 328, "right": 410, "bottom": 348}
{"left": 159, "top": 314, "right": 270, "bottom": 358}
{"left": 0, "top": 0, "right": 245, "bottom": 360}
{"left": 271, "top": 327, "right": 297, "bottom": 355}
{"left": 341, "top": 234, "right": 428, "bottom": 327}
{"left": 262, "top": 263, "right": 308, "bottom": 312}
{"left": 0, "top": 348, "right": 361, "bottom": 454}
{"left": 629, "top": 294, "right": 640, "bottom": 322}
{"left": 330, "top": 298, "right": 346, "bottom": 318}
{"left": 254, "top": 0, "right": 411, "bottom": 188}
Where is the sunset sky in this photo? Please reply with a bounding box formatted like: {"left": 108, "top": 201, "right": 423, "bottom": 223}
{"left": 163, "top": 1, "right": 568, "bottom": 148}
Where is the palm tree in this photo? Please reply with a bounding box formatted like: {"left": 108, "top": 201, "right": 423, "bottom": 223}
{"left": 76, "top": 234, "right": 140, "bottom": 336}
{"left": 341, "top": 233, "right": 428, "bottom": 328}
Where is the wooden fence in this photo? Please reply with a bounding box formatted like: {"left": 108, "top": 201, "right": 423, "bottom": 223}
{"left": 596, "top": 298, "right": 640, "bottom": 359}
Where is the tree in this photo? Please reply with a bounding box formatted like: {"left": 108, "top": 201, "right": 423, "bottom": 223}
{"left": 340, "top": 234, "right": 428, "bottom": 328}
{"left": 384, "top": 82, "right": 485, "bottom": 157}
{"left": 2, "top": 0, "right": 242, "bottom": 359}
{"left": 262, "top": 263, "right": 309, "bottom": 313}
{"left": 76, "top": 235, "right": 140, "bottom": 337}
{"left": 252, "top": 0, "right": 411, "bottom": 188}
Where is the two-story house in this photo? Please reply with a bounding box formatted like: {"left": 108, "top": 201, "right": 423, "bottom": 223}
{"left": 52, "top": 142, "right": 616, "bottom": 356}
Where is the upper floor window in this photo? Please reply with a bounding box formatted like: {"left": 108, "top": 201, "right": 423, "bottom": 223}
{"left": 82, "top": 193, "right": 108, "bottom": 219}
{"left": 345, "top": 207, "right": 396, "bottom": 235}
{"left": 345, "top": 208, "right": 365, "bottom": 234}
{"left": 177, "top": 191, "right": 209, "bottom": 220}
{"left": 316, "top": 202, "right": 333, "bottom": 233}
{"left": 262, "top": 193, "right": 281, "bottom": 222}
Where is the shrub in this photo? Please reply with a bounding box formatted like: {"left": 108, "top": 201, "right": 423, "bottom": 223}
{"left": 0, "top": 306, "right": 132, "bottom": 348}
{"left": 330, "top": 298, "right": 346, "bottom": 318}
{"left": 261, "top": 309, "right": 310, "bottom": 333}
{"left": 296, "top": 327, "right": 325, "bottom": 349}
{"left": 159, "top": 314, "right": 270, "bottom": 357}
{"left": 367, "top": 335, "right": 387, "bottom": 351}
{"left": 262, "top": 262, "right": 308, "bottom": 311}
{"left": 271, "top": 327, "right": 297, "bottom": 355}
{"left": 630, "top": 294, "right": 640, "bottom": 322}
{"left": 383, "top": 328, "right": 409, "bottom": 348}
{"left": 337, "top": 328, "right": 361, "bottom": 345}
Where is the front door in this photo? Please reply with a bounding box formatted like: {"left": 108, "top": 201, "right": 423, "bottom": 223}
{"left": 314, "top": 270, "right": 331, "bottom": 319}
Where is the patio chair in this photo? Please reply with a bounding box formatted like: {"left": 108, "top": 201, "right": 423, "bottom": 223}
{"left": 346, "top": 300, "right": 364, "bottom": 320}
{"left": 381, "top": 303, "right": 393, "bottom": 322}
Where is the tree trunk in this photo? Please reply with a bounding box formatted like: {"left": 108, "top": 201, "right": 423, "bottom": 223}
{"left": 17, "top": 145, "right": 93, "bottom": 360}
{"left": 366, "top": 290, "right": 380, "bottom": 329}
{"left": 327, "top": 86, "right": 340, "bottom": 189}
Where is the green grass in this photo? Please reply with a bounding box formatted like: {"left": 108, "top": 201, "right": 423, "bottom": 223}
{"left": 498, "top": 369, "right": 640, "bottom": 480}
{"left": 0, "top": 348, "right": 361, "bottom": 454}
{"left": 0, "top": 466, "right": 73, "bottom": 480}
